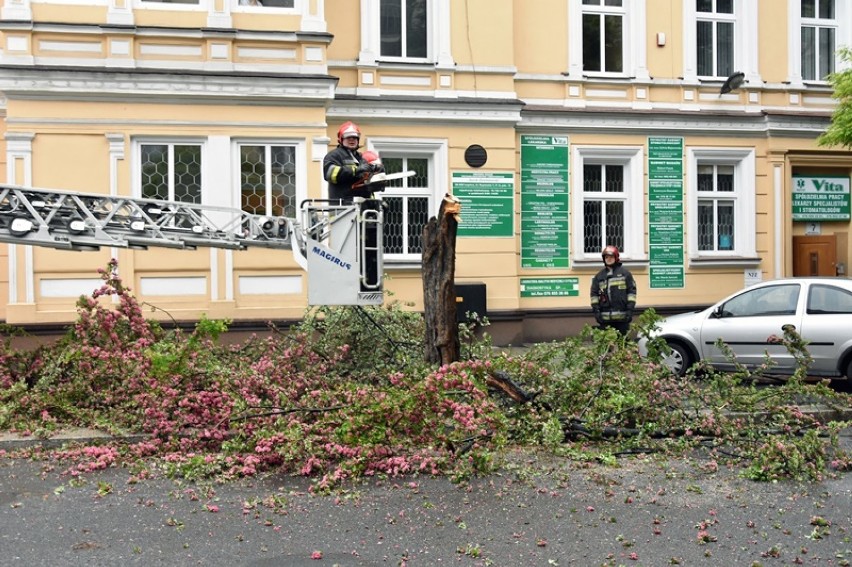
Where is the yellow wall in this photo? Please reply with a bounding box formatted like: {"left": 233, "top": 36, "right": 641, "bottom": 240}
{"left": 1, "top": 0, "right": 851, "bottom": 337}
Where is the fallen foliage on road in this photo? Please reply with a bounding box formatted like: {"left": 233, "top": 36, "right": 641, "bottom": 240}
{"left": 0, "top": 260, "right": 849, "bottom": 489}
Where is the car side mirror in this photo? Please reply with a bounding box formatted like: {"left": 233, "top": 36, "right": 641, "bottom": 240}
{"left": 712, "top": 305, "right": 725, "bottom": 319}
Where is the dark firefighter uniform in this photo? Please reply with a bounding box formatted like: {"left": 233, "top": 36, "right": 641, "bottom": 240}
{"left": 590, "top": 263, "right": 637, "bottom": 334}
{"left": 323, "top": 145, "right": 372, "bottom": 203}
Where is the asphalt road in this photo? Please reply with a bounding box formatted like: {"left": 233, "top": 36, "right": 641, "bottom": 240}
{"left": 1, "top": 438, "right": 850, "bottom": 567}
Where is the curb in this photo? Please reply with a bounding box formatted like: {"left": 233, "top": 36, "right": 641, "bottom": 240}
{"left": 0, "top": 428, "right": 148, "bottom": 451}
{"left": 1, "top": 406, "right": 850, "bottom": 452}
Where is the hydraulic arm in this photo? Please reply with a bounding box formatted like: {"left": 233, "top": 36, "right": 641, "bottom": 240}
{"left": 0, "top": 184, "right": 384, "bottom": 306}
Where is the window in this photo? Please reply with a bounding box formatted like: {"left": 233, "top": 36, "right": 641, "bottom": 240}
{"left": 238, "top": 0, "right": 295, "bottom": 7}
{"left": 359, "top": 0, "right": 453, "bottom": 67}
{"left": 139, "top": 143, "right": 202, "bottom": 203}
{"left": 696, "top": 0, "right": 734, "bottom": 78}
{"left": 789, "top": 0, "right": 850, "bottom": 85}
{"left": 381, "top": 0, "right": 427, "bottom": 59}
{"left": 568, "top": 0, "right": 647, "bottom": 80}
{"left": 582, "top": 164, "right": 625, "bottom": 252}
{"left": 686, "top": 148, "right": 755, "bottom": 260}
{"left": 582, "top": 0, "right": 624, "bottom": 73}
{"left": 572, "top": 147, "right": 644, "bottom": 261}
{"left": 684, "top": 1, "right": 757, "bottom": 83}
{"left": 365, "top": 138, "right": 447, "bottom": 263}
{"left": 139, "top": 0, "right": 200, "bottom": 4}
{"left": 696, "top": 164, "right": 735, "bottom": 251}
{"left": 381, "top": 157, "right": 430, "bottom": 256}
{"left": 807, "top": 284, "right": 852, "bottom": 314}
{"left": 801, "top": 0, "right": 836, "bottom": 81}
{"left": 722, "top": 284, "right": 800, "bottom": 317}
{"left": 238, "top": 144, "right": 297, "bottom": 218}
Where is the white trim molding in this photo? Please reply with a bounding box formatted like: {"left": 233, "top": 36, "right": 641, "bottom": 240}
{"left": 686, "top": 146, "right": 757, "bottom": 261}
{"left": 571, "top": 145, "right": 646, "bottom": 262}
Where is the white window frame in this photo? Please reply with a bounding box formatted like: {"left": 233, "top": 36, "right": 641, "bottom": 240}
{"left": 133, "top": 138, "right": 207, "bottom": 203}
{"left": 358, "top": 0, "right": 453, "bottom": 67}
{"left": 365, "top": 137, "right": 447, "bottom": 264}
{"left": 134, "top": 0, "right": 203, "bottom": 10}
{"left": 695, "top": 1, "right": 735, "bottom": 78}
{"left": 788, "top": 0, "right": 851, "bottom": 85}
{"left": 683, "top": 0, "right": 759, "bottom": 84}
{"left": 233, "top": 0, "right": 298, "bottom": 13}
{"left": 581, "top": 0, "right": 626, "bottom": 75}
{"left": 567, "top": 0, "right": 648, "bottom": 80}
{"left": 571, "top": 146, "right": 645, "bottom": 262}
{"left": 686, "top": 147, "right": 755, "bottom": 259}
{"left": 232, "top": 139, "right": 307, "bottom": 219}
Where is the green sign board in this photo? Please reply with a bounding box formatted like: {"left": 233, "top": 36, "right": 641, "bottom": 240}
{"left": 791, "top": 175, "right": 851, "bottom": 221}
{"left": 452, "top": 172, "right": 515, "bottom": 237}
{"left": 648, "top": 137, "right": 685, "bottom": 288}
{"left": 648, "top": 137, "right": 684, "bottom": 159}
{"left": 520, "top": 134, "right": 570, "bottom": 268}
{"left": 520, "top": 277, "right": 580, "bottom": 297}
{"left": 649, "top": 266, "right": 684, "bottom": 289}
{"left": 650, "top": 245, "right": 684, "bottom": 265}
{"left": 649, "top": 201, "right": 684, "bottom": 223}
{"left": 648, "top": 159, "right": 683, "bottom": 179}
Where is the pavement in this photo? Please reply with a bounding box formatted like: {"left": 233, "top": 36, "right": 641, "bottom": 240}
{"left": 1, "top": 441, "right": 850, "bottom": 566}
{"left": 1, "top": 369, "right": 850, "bottom": 566}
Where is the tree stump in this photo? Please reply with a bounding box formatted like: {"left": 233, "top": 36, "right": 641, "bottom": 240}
{"left": 422, "top": 194, "right": 461, "bottom": 365}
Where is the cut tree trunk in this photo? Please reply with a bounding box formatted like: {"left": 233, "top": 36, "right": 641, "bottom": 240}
{"left": 422, "top": 194, "right": 461, "bottom": 365}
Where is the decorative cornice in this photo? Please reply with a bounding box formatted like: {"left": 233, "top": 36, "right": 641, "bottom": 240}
{"left": 0, "top": 66, "right": 337, "bottom": 104}
{"left": 328, "top": 95, "right": 523, "bottom": 125}
{"left": 518, "top": 106, "right": 832, "bottom": 138}
{"left": 0, "top": 20, "right": 333, "bottom": 44}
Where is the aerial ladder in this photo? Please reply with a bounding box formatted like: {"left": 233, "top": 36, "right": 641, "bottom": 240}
{"left": 0, "top": 183, "right": 388, "bottom": 306}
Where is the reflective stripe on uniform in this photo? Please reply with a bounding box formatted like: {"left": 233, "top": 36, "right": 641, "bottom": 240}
{"left": 328, "top": 165, "right": 342, "bottom": 184}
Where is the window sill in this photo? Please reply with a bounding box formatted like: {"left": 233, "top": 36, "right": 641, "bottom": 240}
{"left": 571, "top": 258, "right": 649, "bottom": 270}
{"left": 384, "top": 260, "right": 422, "bottom": 270}
{"left": 688, "top": 256, "right": 761, "bottom": 268}
{"left": 374, "top": 60, "right": 437, "bottom": 70}
{"left": 801, "top": 81, "right": 833, "bottom": 91}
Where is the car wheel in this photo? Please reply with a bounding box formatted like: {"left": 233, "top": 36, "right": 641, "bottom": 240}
{"left": 833, "top": 360, "right": 852, "bottom": 393}
{"left": 664, "top": 342, "right": 692, "bottom": 377}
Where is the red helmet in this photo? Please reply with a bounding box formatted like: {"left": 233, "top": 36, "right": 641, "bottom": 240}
{"left": 337, "top": 121, "right": 361, "bottom": 144}
{"left": 602, "top": 245, "right": 620, "bottom": 262}
{"left": 361, "top": 150, "right": 382, "bottom": 165}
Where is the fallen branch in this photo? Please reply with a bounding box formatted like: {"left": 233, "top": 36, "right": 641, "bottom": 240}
{"left": 486, "top": 370, "right": 538, "bottom": 403}
{"left": 224, "top": 405, "right": 349, "bottom": 426}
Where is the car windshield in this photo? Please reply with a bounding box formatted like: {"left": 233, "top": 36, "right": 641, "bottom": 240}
{"left": 719, "top": 284, "right": 800, "bottom": 317}
{"left": 807, "top": 283, "right": 852, "bottom": 314}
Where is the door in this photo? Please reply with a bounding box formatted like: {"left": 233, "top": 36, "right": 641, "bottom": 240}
{"left": 798, "top": 281, "right": 852, "bottom": 375}
{"left": 699, "top": 283, "right": 803, "bottom": 372}
{"left": 793, "top": 235, "right": 836, "bottom": 276}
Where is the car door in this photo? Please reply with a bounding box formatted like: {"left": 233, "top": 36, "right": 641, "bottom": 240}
{"left": 698, "top": 283, "right": 803, "bottom": 372}
{"left": 798, "top": 282, "right": 852, "bottom": 375}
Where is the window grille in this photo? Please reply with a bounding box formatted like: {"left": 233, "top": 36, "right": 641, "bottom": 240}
{"left": 381, "top": 157, "right": 430, "bottom": 256}
{"left": 239, "top": 145, "right": 297, "bottom": 218}
{"left": 141, "top": 144, "right": 202, "bottom": 204}
{"left": 582, "top": 164, "right": 625, "bottom": 253}
{"left": 697, "top": 164, "right": 735, "bottom": 251}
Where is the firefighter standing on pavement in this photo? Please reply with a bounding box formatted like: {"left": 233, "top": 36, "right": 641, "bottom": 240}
{"left": 590, "top": 245, "right": 637, "bottom": 335}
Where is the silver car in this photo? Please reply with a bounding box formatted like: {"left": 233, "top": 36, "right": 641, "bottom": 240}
{"left": 639, "top": 277, "right": 852, "bottom": 383}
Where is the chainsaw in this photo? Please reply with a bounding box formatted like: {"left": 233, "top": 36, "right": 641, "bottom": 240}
{"left": 353, "top": 170, "right": 416, "bottom": 191}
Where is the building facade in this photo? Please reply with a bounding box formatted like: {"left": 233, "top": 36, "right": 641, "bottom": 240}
{"left": 0, "top": 0, "right": 850, "bottom": 344}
